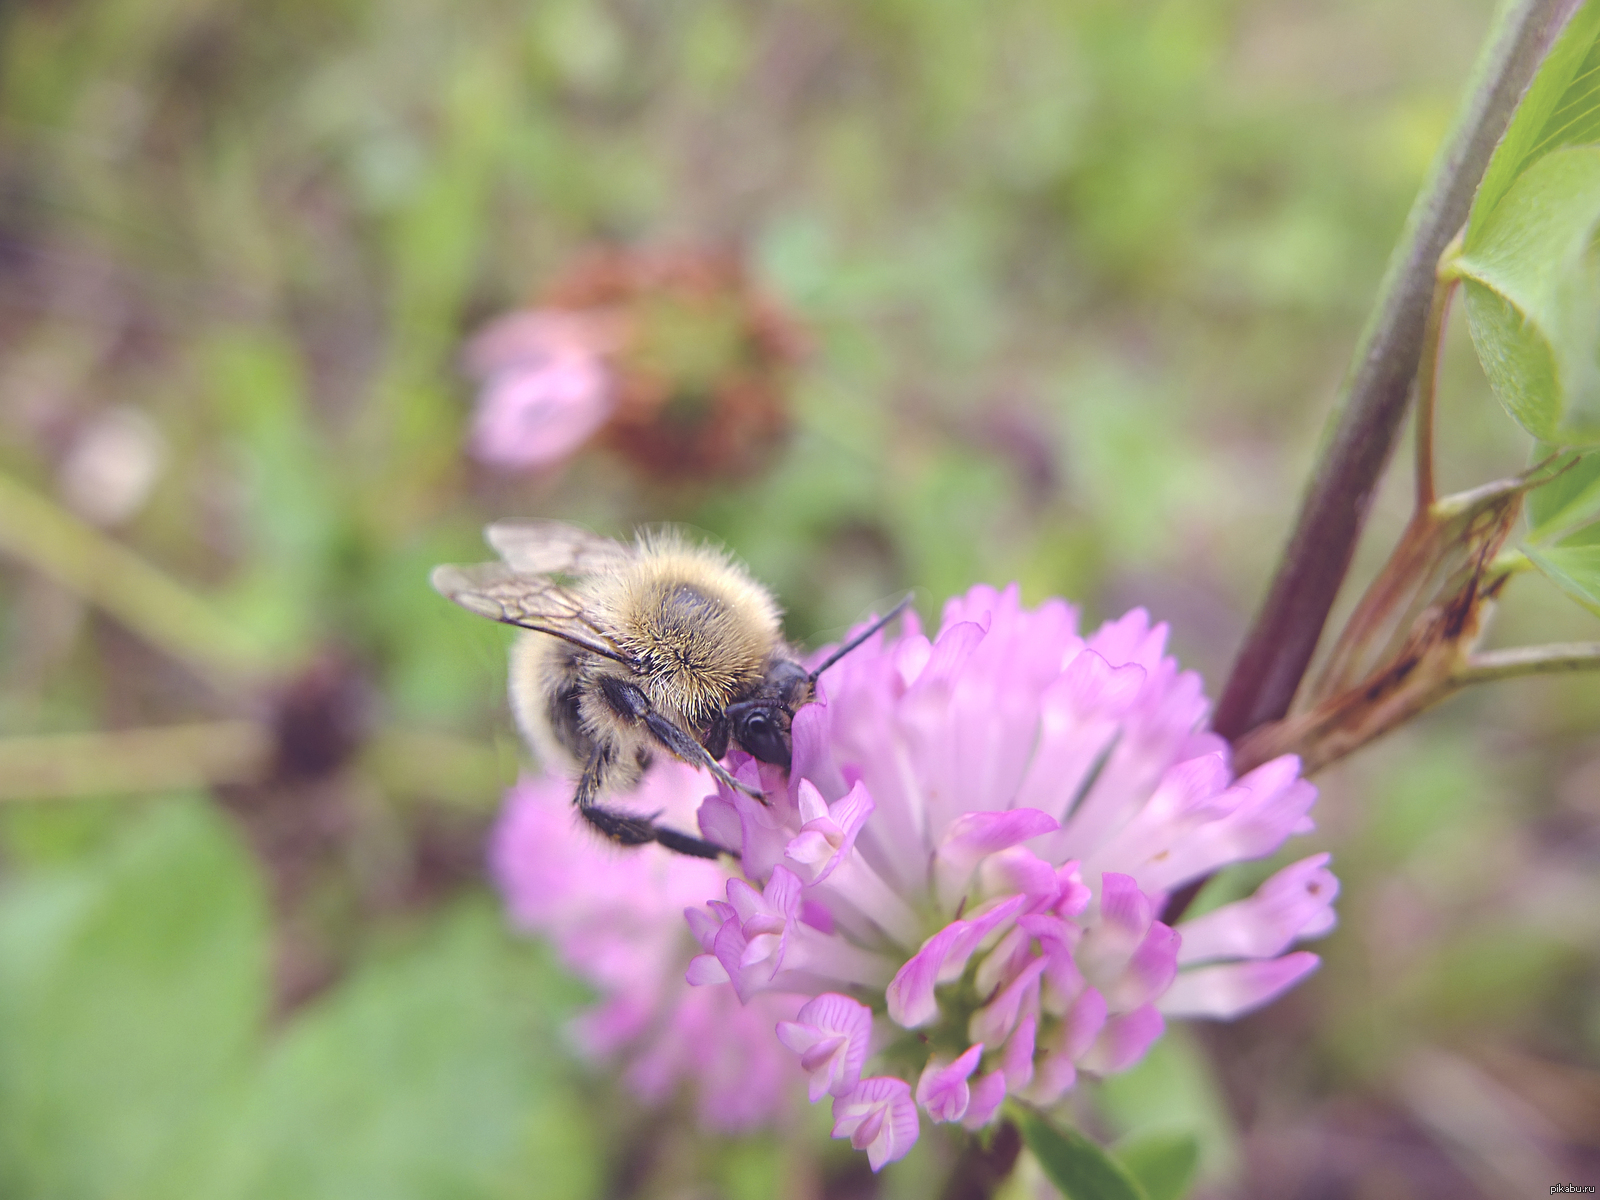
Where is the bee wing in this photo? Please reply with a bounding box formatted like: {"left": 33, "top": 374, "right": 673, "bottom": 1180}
{"left": 484, "top": 521, "right": 631, "bottom": 577}
{"left": 429, "top": 562, "right": 636, "bottom": 667}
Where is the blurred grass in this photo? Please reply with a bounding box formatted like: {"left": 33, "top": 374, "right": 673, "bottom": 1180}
{"left": 2, "top": 0, "right": 1598, "bottom": 1196}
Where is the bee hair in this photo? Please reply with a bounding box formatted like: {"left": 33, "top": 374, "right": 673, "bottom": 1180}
{"left": 432, "top": 522, "right": 916, "bottom": 861}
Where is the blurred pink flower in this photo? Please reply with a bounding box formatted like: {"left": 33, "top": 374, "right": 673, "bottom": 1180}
{"left": 464, "top": 311, "right": 622, "bottom": 470}
{"left": 685, "top": 584, "right": 1338, "bottom": 1170}
{"left": 491, "top": 762, "right": 804, "bottom": 1132}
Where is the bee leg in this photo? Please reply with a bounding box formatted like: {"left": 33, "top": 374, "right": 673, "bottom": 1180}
{"left": 581, "top": 804, "right": 731, "bottom": 859}
{"left": 650, "top": 823, "right": 733, "bottom": 860}
{"left": 643, "top": 712, "right": 768, "bottom": 804}
{"left": 597, "top": 676, "right": 766, "bottom": 802}
{"left": 702, "top": 713, "right": 730, "bottom": 761}
{"left": 574, "top": 745, "right": 733, "bottom": 861}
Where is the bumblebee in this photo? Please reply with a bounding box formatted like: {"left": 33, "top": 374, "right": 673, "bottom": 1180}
{"left": 431, "top": 522, "right": 909, "bottom": 859}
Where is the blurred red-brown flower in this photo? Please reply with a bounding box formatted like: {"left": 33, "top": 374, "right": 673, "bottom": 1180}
{"left": 464, "top": 249, "right": 803, "bottom": 481}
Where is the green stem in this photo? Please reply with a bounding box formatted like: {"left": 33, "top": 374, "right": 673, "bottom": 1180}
{"left": 938, "top": 1121, "right": 1023, "bottom": 1200}
{"left": 0, "top": 722, "right": 273, "bottom": 801}
{"left": 1454, "top": 642, "right": 1600, "bottom": 685}
{"left": 1213, "top": 0, "right": 1575, "bottom": 741}
{"left": 1413, "top": 259, "right": 1461, "bottom": 512}
{"left": 0, "top": 471, "right": 271, "bottom": 688}
{"left": 361, "top": 729, "right": 513, "bottom": 809}
{"left": 0, "top": 722, "right": 511, "bottom": 807}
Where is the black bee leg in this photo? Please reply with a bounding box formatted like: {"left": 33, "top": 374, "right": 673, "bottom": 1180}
{"left": 597, "top": 676, "right": 766, "bottom": 802}
{"left": 650, "top": 823, "right": 731, "bottom": 860}
{"left": 703, "top": 713, "right": 730, "bottom": 761}
{"left": 574, "top": 745, "right": 733, "bottom": 860}
{"left": 580, "top": 805, "right": 730, "bottom": 859}
{"left": 572, "top": 741, "right": 616, "bottom": 811}
{"left": 642, "top": 709, "right": 770, "bottom": 803}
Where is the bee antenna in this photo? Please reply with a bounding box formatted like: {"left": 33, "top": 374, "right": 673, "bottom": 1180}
{"left": 808, "top": 594, "right": 915, "bottom": 683}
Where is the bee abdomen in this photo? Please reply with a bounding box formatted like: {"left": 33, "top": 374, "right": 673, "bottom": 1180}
{"left": 546, "top": 674, "right": 590, "bottom": 761}
{"left": 510, "top": 633, "right": 597, "bottom": 775}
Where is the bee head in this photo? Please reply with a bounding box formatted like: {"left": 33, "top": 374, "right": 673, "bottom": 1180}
{"left": 720, "top": 597, "right": 914, "bottom": 771}
{"left": 725, "top": 659, "right": 811, "bottom": 767}
{"left": 729, "top": 704, "right": 791, "bottom": 766}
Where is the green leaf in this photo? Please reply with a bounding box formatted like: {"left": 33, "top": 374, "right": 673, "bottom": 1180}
{"left": 1020, "top": 1113, "right": 1149, "bottom": 1200}
{"left": 1560, "top": 518, "right": 1600, "bottom": 545}
{"left": 1095, "top": 1028, "right": 1238, "bottom": 1182}
{"left": 1455, "top": 147, "right": 1600, "bottom": 445}
{"left": 193, "top": 901, "right": 600, "bottom": 1200}
{"left": 1526, "top": 539, "right": 1600, "bottom": 614}
{"left": 1469, "top": 0, "right": 1600, "bottom": 240}
{"left": 1527, "top": 446, "right": 1600, "bottom": 539}
{"left": 1114, "top": 1131, "right": 1200, "bottom": 1200}
{"left": 203, "top": 329, "right": 338, "bottom": 657}
{"left": 0, "top": 798, "right": 268, "bottom": 1200}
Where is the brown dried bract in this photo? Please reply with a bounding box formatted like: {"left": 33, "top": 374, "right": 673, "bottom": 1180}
{"left": 1234, "top": 468, "right": 1547, "bottom": 777}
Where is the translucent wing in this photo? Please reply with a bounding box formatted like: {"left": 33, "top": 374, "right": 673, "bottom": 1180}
{"left": 429, "top": 562, "right": 635, "bottom": 666}
{"left": 484, "top": 521, "right": 630, "bottom": 577}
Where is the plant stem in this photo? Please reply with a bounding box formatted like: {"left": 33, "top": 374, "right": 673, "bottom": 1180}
{"left": 1213, "top": 0, "right": 1574, "bottom": 741}
{"left": 1413, "top": 265, "right": 1460, "bottom": 512}
{"left": 362, "top": 728, "right": 513, "bottom": 809}
{"left": 938, "top": 1121, "right": 1023, "bottom": 1200}
{"left": 0, "top": 470, "right": 271, "bottom": 689}
{"left": 0, "top": 722, "right": 273, "bottom": 801}
{"left": 1454, "top": 642, "right": 1600, "bottom": 685}
{"left": 0, "top": 721, "right": 510, "bottom": 807}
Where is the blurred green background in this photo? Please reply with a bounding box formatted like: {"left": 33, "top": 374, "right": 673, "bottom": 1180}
{"left": 1, "top": 0, "right": 1597, "bottom": 1196}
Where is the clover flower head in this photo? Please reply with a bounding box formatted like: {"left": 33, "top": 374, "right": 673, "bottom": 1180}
{"left": 463, "top": 248, "right": 802, "bottom": 479}
{"left": 491, "top": 762, "right": 803, "bottom": 1132}
{"left": 685, "top": 584, "right": 1338, "bottom": 1170}
{"left": 464, "top": 310, "right": 621, "bottom": 470}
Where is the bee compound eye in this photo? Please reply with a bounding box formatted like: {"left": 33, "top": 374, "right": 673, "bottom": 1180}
{"left": 739, "top": 711, "right": 790, "bottom": 766}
